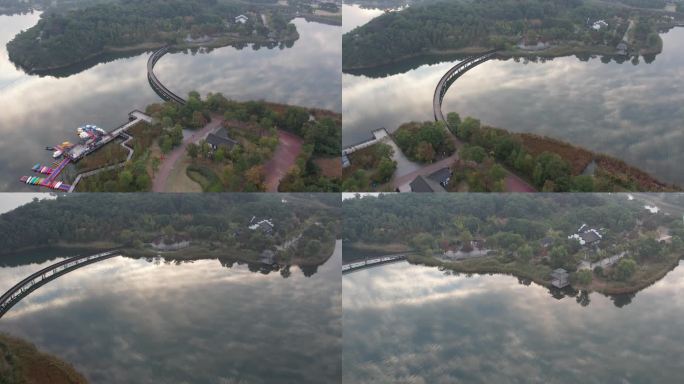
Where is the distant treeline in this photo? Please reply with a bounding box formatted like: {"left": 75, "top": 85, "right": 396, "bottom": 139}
{"left": 7, "top": 0, "right": 297, "bottom": 70}
{"left": 0, "top": 194, "right": 340, "bottom": 260}
{"left": 343, "top": 0, "right": 680, "bottom": 69}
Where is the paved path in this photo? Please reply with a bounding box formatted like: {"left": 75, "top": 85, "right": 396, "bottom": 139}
{"left": 264, "top": 130, "right": 304, "bottom": 192}
{"left": 152, "top": 118, "right": 222, "bottom": 192}
{"left": 391, "top": 153, "right": 459, "bottom": 189}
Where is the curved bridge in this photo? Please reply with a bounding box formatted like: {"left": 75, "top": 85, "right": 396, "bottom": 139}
{"left": 0, "top": 250, "right": 120, "bottom": 319}
{"left": 342, "top": 253, "right": 410, "bottom": 275}
{"left": 433, "top": 50, "right": 499, "bottom": 126}
{"left": 148, "top": 47, "right": 187, "bottom": 105}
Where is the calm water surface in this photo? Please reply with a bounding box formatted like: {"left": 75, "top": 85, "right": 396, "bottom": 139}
{"left": 0, "top": 13, "right": 340, "bottom": 191}
{"left": 342, "top": 5, "right": 684, "bottom": 186}
{"left": 343, "top": 260, "right": 684, "bottom": 383}
{"left": 0, "top": 241, "right": 342, "bottom": 383}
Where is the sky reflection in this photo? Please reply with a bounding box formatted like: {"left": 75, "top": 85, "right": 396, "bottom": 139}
{"left": 0, "top": 241, "right": 342, "bottom": 383}
{"left": 343, "top": 260, "right": 684, "bottom": 383}
{"left": 342, "top": 19, "right": 684, "bottom": 185}
{"left": 0, "top": 15, "right": 340, "bottom": 191}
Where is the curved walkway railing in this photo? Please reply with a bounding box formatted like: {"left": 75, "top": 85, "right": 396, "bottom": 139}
{"left": 342, "top": 253, "right": 410, "bottom": 275}
{"left": 147, "top": 47, "right": 187, "bottom": 105}
{"left": 0, "top": 250, "right": 120, "bottom": 319}
{"left": 433, "top": 50, "right": 499, "bottom": 126}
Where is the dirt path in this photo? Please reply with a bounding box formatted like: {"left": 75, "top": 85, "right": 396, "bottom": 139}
{"left": 152, "top": 117, "right": 223, "bottom": 192}
{"left": 264, "top": 130, "right": 304, "bottom": 192}
{"left": 505, "top": 173, "right": 536, "bottom": 192}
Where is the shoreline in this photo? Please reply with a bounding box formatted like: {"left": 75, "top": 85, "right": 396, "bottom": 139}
{"left": 0, "top": 239, "right": 337, "bottom": 268}
{"left": 342, "top": 42, "right": 664, "bottom": 72}
{"left": 20, "top": 32, "right": 300, "bottom": 74}
{"left": 406, "top": 252, "right": 683, "bottom": 296}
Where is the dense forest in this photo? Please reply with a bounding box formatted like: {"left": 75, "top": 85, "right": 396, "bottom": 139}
{"left": 344, "top": 193, "right": 684, "bottom": 293}
{"left": 0, "top": 194, "right": 340, "bottom": 265}
{"left": 7, "top": 0, "right": 300, "bottom": 71}
{"left": 343, "top": 0, "right": 682, "bottom": 69}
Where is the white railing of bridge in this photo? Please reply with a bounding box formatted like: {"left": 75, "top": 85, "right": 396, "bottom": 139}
{"left": 0, "top": 250, "right": 119, "bottom": 314}
{"left": 342, "top": 254, "right": 407, "bottom": 272}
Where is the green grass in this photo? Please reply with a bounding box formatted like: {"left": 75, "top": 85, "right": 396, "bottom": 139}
{"left": 187, "top": 164, "right": 223, "bottom": 192}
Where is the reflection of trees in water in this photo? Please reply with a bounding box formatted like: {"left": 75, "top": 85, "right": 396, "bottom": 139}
{"left": 345, "top": 50, "right": 662, "bottom": 78}
{"left": 217, "top": 255, "right": 320, "bottom": 278}
{"left": 29, "top": 40, "right": 298, "bottom": 79}
{"left": 610, "top": 292, "right": 635, "bottom": 308}
{"left": 576, "top": 290, "right": 591, "bottom": 307}
{"left": 546, "top": 285, "right": 635, "bottom": 308}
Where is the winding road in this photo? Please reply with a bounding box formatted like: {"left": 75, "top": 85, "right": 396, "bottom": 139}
{"left": 263, "top": 130, "right": 304, "bottom": 192}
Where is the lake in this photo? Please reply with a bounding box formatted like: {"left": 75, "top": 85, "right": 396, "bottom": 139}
{"left": 0, "top": 241, "right": 342, "bottom": 383}
{"left": 0, "top": 13, "right": 341, "bottom": 191}
{"left": 343, "top": 258, "right": 684, "bottom": 383}
{"left": 342, "top": 4, "right": 684, "bottom": 186}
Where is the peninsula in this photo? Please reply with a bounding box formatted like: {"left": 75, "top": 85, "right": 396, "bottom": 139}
{"left": 343, "top": 112, "right": 680, "bottom": 192}
{"left": 343, "top": 193, "right": 684, "bottom": 295}
{"left": 342, "top": 0, "right": 684, "bottom": 70}
{"left": 7, "top": 0, "right": 342, "bottom": 73}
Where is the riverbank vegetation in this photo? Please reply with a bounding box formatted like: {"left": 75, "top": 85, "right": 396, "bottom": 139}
{"left": 0, "top": 333, "right": 88, "bottom": 384}
{"left": 0, "top": 194, "right": 340, "bottom": 267}
{"left": 446, "top": 111, "right": 679, "bottom": 192}
{"left": 341, "top": 143, "right": 397, "bottom": 191}
{"left": 343, "top": 0, "right": 684, "bottom": 69}
{"left": 6, "top": 0, "right": 310, "bottom": 72}
{"left": 343, "top": 193, "right": 684, "bottom": 295}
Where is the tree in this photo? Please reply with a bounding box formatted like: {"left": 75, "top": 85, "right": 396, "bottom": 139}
{"left": 517, "top": 244, "right": 533, "bottom": 263}
{"left": 458, "top": 117, "right": 481, "bottom": 140}
{"left": 550, "top": 245, "right": 571, "bottom": 269}
{"left": 215, "top": 148, "right": 226, "bottom": 163}
{"left": 412, "top": 233, "right": 435, "bottom": 252}
{"left": 160, "top": 136, "right": 173, "bottom": 154}
{"left": 461, "top": 145, "right": 487, "bottom": 163}
{"left": 305, "top": 239, "right": 322, "bottom": 256}
{"left": 192, "top": 111, "right": 207, "bottom": 128}
{"left": 614, "top": 258, "right": 636, "bottom": 281}
{"left": 245, "top": 165, "right": 265, "bottom": 189}
{"left": 416, "top": 141, "right": 436, "bottom": 163}
{"left": 576, "top": 269, "right": 592, "bottom": 285}
{"left": 634, "top": 237, "right": 664, "bottom": 262}
{"left": 446, "top": 112, "right": 461, "bottom": 134}
{"left": 151, "top": 157, "right": 161, "bottom": 175}
{"left": 375, "top": 158, "right": 397, "bottom": 183}
{"left": 187, "top": 143, "right": 199, "bottom": 159}
{"left": 118, "top": 170, "right": 134, "bottom": 190}
{"left": 572, "top": 175, "right": 595, "bottom": 192}
{"left": 170, "top": 124, "right": 183, "bottom": 146}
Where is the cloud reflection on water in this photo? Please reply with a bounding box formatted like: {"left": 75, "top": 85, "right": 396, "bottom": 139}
{"left": 343, "top": 260, "right": 684, "bottom": 383}
{"left": 0, "top": 241, "right": 342, "bottom": 383}
{"left": 343, "top": 29, "right": 684, "bottom": 185}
